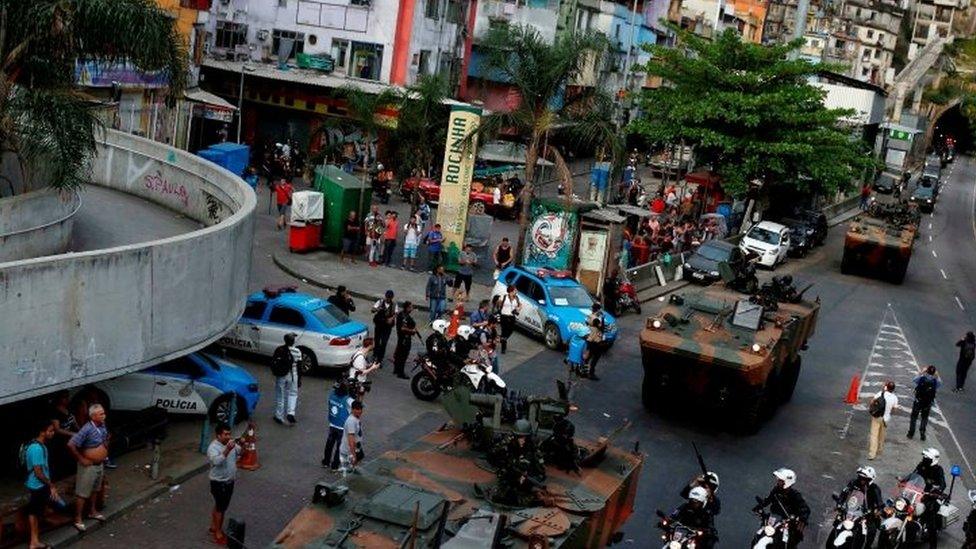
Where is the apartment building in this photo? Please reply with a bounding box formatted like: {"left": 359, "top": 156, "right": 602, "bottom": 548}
{"left": 667, "top": 0, "right": 766, "bottom": 42}
{"left": 910, "top": 0, "right": 967, "bottom": 58}
{"left": 823, "top": 0, "right": 904, "bottom": 86}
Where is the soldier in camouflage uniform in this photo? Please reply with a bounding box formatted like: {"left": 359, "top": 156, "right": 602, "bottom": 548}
{"left": 492, "top": 419, "right": 546, "bottom": 506}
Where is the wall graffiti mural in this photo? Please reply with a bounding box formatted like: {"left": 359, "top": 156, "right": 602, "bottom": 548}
{"left": 522, "top": 200, "right": 578, "bottom": 271}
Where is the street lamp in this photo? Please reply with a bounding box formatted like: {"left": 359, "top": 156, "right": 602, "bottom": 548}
{"left": 237, "top": 47, "right": 256, "bottom": 144}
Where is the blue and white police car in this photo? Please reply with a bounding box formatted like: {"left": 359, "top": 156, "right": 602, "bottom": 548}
{"left": 491, "top": 266, "right": 618, "bottom": 350}
{"left": 75, "top": 352, "right": 259, "bottom": 424}
{"left": 219, "top": 286, "right": 368, "bottom": 372}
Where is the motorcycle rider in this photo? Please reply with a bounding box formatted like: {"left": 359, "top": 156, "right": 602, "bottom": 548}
{"left": 448, "top": 325, "right": 475, "bottom": 367}
{"left": 753, "top": 468, "right": 810, "bottom": 547}
{"left": 837, "top": 465, "right": 883, "bottom": 547}
{"left": 680, "top": 471, "right": 721, "bottom": 518}
{"left": 667, "top": 487, "right": 717, "bottom": 548}
{"left": 903, "top": 448, "right": 946, "bottom": 548}
{"left": 425, "top": 319, "right": 450, "bottom": 364}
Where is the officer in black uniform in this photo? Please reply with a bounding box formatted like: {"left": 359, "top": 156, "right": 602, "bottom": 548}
{"left": 906, "top": 448, "right": 946, "bottom": 548}
{"left": 837, "top": 466, "right": 884, "bottom": 547}
{"left": 668, "top": 487, "right": 717, "bottom": 548}
{"left": 753, "top": 468, "right": 810, "bottom": 548}
{"left": 392, "top": 301, "right": 417, "bottom": 380}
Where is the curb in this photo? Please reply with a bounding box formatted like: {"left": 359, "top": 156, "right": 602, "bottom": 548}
{"left": 52, "top": 460, "right": 209, "bottom": 548}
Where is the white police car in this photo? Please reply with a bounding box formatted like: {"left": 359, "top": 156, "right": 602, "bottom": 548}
{"left": 491, "top": 266, "right": 618, "bottom": 350}
{"left": 220, "top": 286, "right": 368, "bottom": 372}
{"left": 74, "top": 352, "right": 259, "bottom": 424}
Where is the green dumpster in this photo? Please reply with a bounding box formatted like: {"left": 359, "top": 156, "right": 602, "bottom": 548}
{"left": 314, "top": 165, "right": 372, "bottom": 251}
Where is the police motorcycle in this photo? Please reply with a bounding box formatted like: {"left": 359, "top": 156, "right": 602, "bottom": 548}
{"left": 656, "top": 510, "right": 710, "bottom": 548}
{"left": 826, "top": 490, "right": 868, "bottom": 549}
{"left": 751, "top": 501, "right": 794, "bottom": 549}
{"left": 459, "top": 351, "right": 506, "bottom": 395}
{"left": 411, "top": 322, "right": 506, "bottom": 400}
{"left": 877, "top": 471, "right": 959, "bottom": 548}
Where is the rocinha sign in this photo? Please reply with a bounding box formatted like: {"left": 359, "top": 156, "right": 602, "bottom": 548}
{"left": 435, "top": 104, "right": 482, "bottom": 249}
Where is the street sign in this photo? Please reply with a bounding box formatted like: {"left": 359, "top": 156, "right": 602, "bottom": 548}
{"left": 889, "top": 129, "right": 912, "bottom": 140}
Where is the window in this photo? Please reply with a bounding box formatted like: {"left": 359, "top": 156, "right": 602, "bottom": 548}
{"left": 242, "top": 301, "right": 267, "bottom": 320}
{"left": 866, "top": 29, "right": 873, "bottom": 38}
{"left": 311, "top": 304, "right": 350, "bottom": 329}
{"left": 272, "top": 29, "right": 305, "bottom": 60}
{"left": 214, "top": 21, "right": 248, "bottom": 50}
{"left": 503, "top": 271, "right": 518, "bottom": 285}
{"left": 548, "top": 286, "right": 593, "bottom": 308}
{"left": 425, "top": 0, "right": 440, "bottom": 19}
{"left": 351, "top": 42, "right": 383, "bottom": 80}
{"left": 874, "top": 48, "right": 881, "bottom": 59}
{"left": 268, "top": 306, "right": 307, "bottom": 328}
{"left": 446, "top": 0, "right": 463, "bottom": 24}
{"left": 418, "top": 49, "right": 432, "bottom": 75}
{"left": 155, "top": 357, "right": 204, "bottom": 378}
{"left": 332, "top": 39, "right": 349, "bottom": 71}
{"left": 515, "top": 276, "right": 545, "bottom": 302}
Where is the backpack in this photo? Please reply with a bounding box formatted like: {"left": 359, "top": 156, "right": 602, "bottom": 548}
{"left": 18, "top": 440, "right": 40, "bottom": 472}
{"left": 868, "top": 394, "right": 886, "bottom": 418}
{"left": 915, "top": 377, "right": 938, "bottom": 406}
{"left": 963, "top": 342, "right": 975, "bottom": 362}
{"left": 270, "top": 345, "right": 294, "bottom": 377}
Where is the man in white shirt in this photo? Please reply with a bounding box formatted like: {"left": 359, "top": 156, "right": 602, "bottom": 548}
{"left": 348, "top": 339, "right": 380, "bottom": 399}
{"left": 339, "top": 401, "right": 364, "bottom": 475}
{"left": 868, "top": 380, "right": 898, "bottom": 460}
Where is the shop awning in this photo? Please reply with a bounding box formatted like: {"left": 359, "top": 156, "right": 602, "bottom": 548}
{"left": 184, "top": 87, "right": 237, "bottom": 110}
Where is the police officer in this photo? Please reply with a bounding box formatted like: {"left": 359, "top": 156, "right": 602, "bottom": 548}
{"left": 906, "top": 448, "right": 946, "bottom": 548}
{"left": 585, "top": 304, "right": 607, "bottom": 381}
{"left": 426, "top": 319, "right": 450, "bottom": 364}
{"left": 371, "top": 290, "right": 397, "bottom": 366}
{"left": 680, "top": 471, "right": 721, "bottom": 518}
{"left": 449, "top": 325, "right": 475, "bottom": 367}
{"left": 753, "top": 468, "right": 810, "bottom": 547}
{"left": 392, "top": 301, "right": 417, "bottom": 380}
{"left": 837, "top": 466, "right": 883, "bottom": 547}
{"left": 668, "top": 487, "right": 717, "bottom": 548}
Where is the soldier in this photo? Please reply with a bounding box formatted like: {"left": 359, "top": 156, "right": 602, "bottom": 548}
{"left": 493, "top": 419, "right": 546, "bottom": 506}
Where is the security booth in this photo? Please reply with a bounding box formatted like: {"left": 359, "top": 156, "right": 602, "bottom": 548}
{"left": 313, "top": 165, "right": 372, "bottom": 251}
{"left": 576, "top": 208, "right": 626, "bottom": 297}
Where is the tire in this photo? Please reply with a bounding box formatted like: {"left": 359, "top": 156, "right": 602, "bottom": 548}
{"left": 543, "top": 322, "right": 563, "bottom": 350}
{"left": 738, "top": 385, "right": 768, "bottom": 434}
{"left": 779, "top": 356, "right": 801, "bottom": 403}
{"left": 469, "top": 202, "right": 486, "bottom": 215}
{"left": 297, "top": 347, "right": 318, "bottom": 375}
{"left": 209, "top": 394, "right": 249, "bottom": 424}
{"left": 410, "top": 372, "right": 441, "bottom": 401}
{"left": 841, "top": 253, "right": 853, "bottom": 275}
{"left": 890, "top": 263, "right": 907, "bottom": 285}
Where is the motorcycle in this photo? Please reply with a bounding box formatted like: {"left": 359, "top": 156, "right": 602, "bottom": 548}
{"left": 409, "top": 354, "right": 455, "bottom": 401}
{"left": 877, "top": 473, "right": 955, "bottom": 548}
{"left": 459, "top": 351, "right": 506, "bottom": 396}
{"left": 751, "top": 498, "right": 794, "bottom": 549}
{"left": 656, "top": 510, "right": 711, "bottom": 548}
{"left": 371, "top": 175, "right": 391, "bottom": 204}
{"left": 826, "top": 491, "right": 868, "bottom": 548}
{"left": 616, "top": 277, "right": 641, "bottom": 315}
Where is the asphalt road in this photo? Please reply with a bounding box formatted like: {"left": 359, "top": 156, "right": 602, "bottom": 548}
{"left": 69, "top": 162, "right": 976, "bottom": 548}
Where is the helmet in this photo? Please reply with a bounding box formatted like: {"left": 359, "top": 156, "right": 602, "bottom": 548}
{"left": 773, "top": 468, "right": 797, "bottom": 489}
{"left": 922, "top": 448, "right": 940, "bottom": 465}
{"left": 377, "top": 163, "right": 384, "bottom": 170}
{"left": 513, "top": 419, "right": 532, "bottom": 436}
{"left": 857, "top": 466, "right": 876, "bottom": 482}
{"left": 432, "top": 319, "right": 449, "bottom": 334}
{"left": 968, "top": 489, "right": 976, "bottom": 505}
{"left": 703, "top": 471, "right": 720, "bottom": 490}
{"left": 688, "top": 486, "right": 709, "bottom": 504}
{"left": 457, "top": 325, "right": 475, "bottom": 339}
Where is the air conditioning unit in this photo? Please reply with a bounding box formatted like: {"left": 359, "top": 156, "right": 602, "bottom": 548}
{"left": 256, "top": 29, "right": 270, "bottom": 41}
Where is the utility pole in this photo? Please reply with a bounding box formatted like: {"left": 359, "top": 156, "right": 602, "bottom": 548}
{"left": 618, "top": 0, "right": 640, "bottom": 128}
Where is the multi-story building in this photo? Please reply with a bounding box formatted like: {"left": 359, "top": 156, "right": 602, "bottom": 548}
{"left": 910, "top": 0, "right": 966, "bottom": 58}
{"left": 822, "top": 0, "right": 903, "bottom": 86}
{"left": 763, "top": 0, "right": 833, "bottom": 45}
{"left": 666, "top": 0, "right": 766, "bottom": 42}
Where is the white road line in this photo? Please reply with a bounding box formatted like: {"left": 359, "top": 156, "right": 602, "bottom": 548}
{"left": 929, "top": 235, "right": 932, "bottom": 242}
{"left": 956, "top": 296, "right": 965, "bottom": 311}
{"left": 941, "top": 269, "right": 948, "bottom": 279}
{"left": 932, "top": 250, "right": 938, "bottom": 258}
{"left": 929, "top": 223, "right": 933, "bottom": 230}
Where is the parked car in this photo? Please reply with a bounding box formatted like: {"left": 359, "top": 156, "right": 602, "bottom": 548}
{"left": 919, "top": 173, "right": 940, "bottom": 197}
{"left": 490, "top": 266, "right": 618, "bottom": 350}
{"left": 780, "top": 218, "right": 815, "bottom": 257}
{"left": 788, "top": 208, "right": 828, "bottom": 246}
{"left": 219, "top": 286, "right": 368, "bottom": 373}
{"left": 739, "top": 221, "right": 791, "bottom": 268}
{"left": 873, "top": 172, "right": 901, "bottom": 195}
{"left": 72, "top": 352, "right": 260, "bottom": 424}
{"left": 910, "top": 184, "right": 936, "bottom": 213}
{"left": 683, "top": 240, "right": 745, "bottom": 284}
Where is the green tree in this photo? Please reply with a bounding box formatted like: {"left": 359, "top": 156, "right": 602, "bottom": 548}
{"left": 0, "top": 0, "right": 187, "bottom": 195}
{"left": 477, "top": 24, "right": 616, "bottom": 258}
{"left": 389, "top": 74, "right": 450, "bottom": 180}
{"left": 631, "top": 28, "right": 875, "bottom": 198}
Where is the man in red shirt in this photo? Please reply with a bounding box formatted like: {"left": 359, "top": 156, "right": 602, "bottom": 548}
{"left": 381, "top": 211, "right": 399, "bottom": 266}
{"left": 274, "top": 178, "right": 294, "bottom": 230}
{"left": 650, "top": 193, "right": 666, "bottom": 214}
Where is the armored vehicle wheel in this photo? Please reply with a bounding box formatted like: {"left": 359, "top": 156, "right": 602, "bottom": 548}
{"left": 779, "top": 356, "right": 801, "bottom": 403}
{"left": 889, "top": 263, "right": 907, "bottom": 284}
{"left": 737, "top": 383, "right": 771, "bottom": 434}
{"left": 840, "top": 254, "right": 853, "bottom": 275}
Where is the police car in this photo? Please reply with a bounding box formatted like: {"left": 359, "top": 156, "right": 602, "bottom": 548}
{"left": 74, "top": 352, "right": 259, "bottom": 424}
{"left": 491, "top": 266, "right": 618, "bottom": 350}
{"left": 220, "top": 286, "right": 368, "bottom": 372}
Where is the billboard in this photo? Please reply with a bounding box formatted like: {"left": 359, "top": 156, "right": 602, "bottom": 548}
{"left": 523, "top": 200, "right": 578, "bottom": 271}
{"left": 75, "top": 60, "right": 169, "bottom": 88}
{"left": 435, "top": 105, "right": 481, "bottom": 249}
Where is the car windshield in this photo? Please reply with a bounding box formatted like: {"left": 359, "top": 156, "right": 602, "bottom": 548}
{"left": 197, "top": 354, "right": 221, "bottom": 371}
{"left": 312, "top": 303, "right": 351, "bottom": 329}
{"left": 914, "top": 186, "right": 933, "bottom": 197}
{"left": 876, "top": 174, "right": 895, "bottom": 187}
{"left": 748, "top": 227, "right": 780, "bottom": 244}
{"left": 695, "top": 243, "right": 730, "bottom": 262}
{"left": 920, "top": 176, "right": 937, "bottom": 188}
{"left": 548, "top": 286, "right": 594, "bottom": 308}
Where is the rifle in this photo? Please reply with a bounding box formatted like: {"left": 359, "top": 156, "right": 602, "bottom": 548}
{"left": 693, "top": 443, "right": 709, "bottom": 479}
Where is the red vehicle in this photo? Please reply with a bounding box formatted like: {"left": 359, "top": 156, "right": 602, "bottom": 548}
{"left": 399, "top": 166, "right": 523, "bottom": 219}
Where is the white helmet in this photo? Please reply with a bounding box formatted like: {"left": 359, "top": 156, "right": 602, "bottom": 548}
{"left": 704, "top": 471, "right": 720, "bottom": 489}
{"left": 922, "top": 448, "right": 940, "bottom": 465}
{"left": 457, "top": 325, "right": 475, "bottom": 339}
{"left": 377, "top": 163, "right": 384, "bottom": 170}
{"left": 857, "top": 466, "right": 876, "bottom": 482}
{"left": 432, "top": 319, "right": 449, "bottom": 334}
{"left": 968, "top": 489, "right": 976, "bottom": 505}
{"left": 773, "top": 468, "right": 797, "bottom": 489}
{"left": 688, "top": 486, "right": 709, "bottom": 504}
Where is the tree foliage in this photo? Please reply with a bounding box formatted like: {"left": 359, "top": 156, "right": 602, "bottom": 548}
{"left": 0, "top": 0, "right": 187, "bottom": 194}
{"left": 389, "top": 74, "right": 450, "bottom": 177}
{"left": 631, "top": 27, "right": 875, "bottom": 198}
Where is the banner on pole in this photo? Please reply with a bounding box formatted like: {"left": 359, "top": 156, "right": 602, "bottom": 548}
{"left": 435, "top": 105, "right": 481, "bottom": 250}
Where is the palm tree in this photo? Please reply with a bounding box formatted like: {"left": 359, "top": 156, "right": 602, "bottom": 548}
{"left": 0, "top": 0, "right": 187, "bottom": 196}
{"left": 477, "top": 24, "right": 617, "bottom": 258}
{"left": 389, "top": 74, "right": 450, "bottom": 180}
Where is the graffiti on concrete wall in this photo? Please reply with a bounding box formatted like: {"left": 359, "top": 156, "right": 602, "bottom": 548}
{"left": 144, "top": 170, "right": 189, "bottom": 207}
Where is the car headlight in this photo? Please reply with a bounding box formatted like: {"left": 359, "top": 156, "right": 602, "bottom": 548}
{"left": 709, "top": 270, "right": 720, "bottom": 277}
{"left": 926, "top": 199, "right": 932, "bottom": 203}
{"left": 806, "top": 228, "right": 814, "bottom": 235}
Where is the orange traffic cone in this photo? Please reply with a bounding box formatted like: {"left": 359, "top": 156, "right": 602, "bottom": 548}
{"left": 844, "top": 374, "right": 861, "bottom": 404}
{"left": 238, "top": 421, "right": 260, "bottom": 470}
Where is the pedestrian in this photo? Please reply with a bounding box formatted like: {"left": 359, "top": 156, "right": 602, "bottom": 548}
{"left": 322, "top": 381, "right": 353, "bottom": 471}
{"left": 271, "top": 333, "right": 302, "bottom": 425}
{"left": 371, "top": 290, "right": 397, "bottom": 365}
{"left": 364, "top": 205, "right": 384, "bottom": 267}
{"left": 859, "top": 183, "right": 872, "bottom": 210}
{"left": 499, "top": 284, "right": 521, "bottom": 354}
{"left": 340, "top": 211, "right": 360, "bottom": 264}
{"left": 469, "top": 300, "right": 491, "bottom": 331}
{"left": 49, "top": 390, "right": 78, "bottom": 478}
{"left": 416, "top": 196, "right": 431, "bottom": 230}
{"left": 447, "top": 288, "right": 467, "bottom": 339}
{"left": 454, "top": 244, "right": 478, "bottom": 295}
{"left": 479, "top": 315, "right": 501, "bottom": 374}
{"left": 206, "top": 423, "right": 240, "bottom": 545}
{"left": 349, "top": 339, "right": 381, "bottom": 400}
{"left": 339, "top": 400, "right": 365, "bottom": 475}
{"left": 493, "top": 238, "right": 514, "bottom": 278}
{"left": 327, "top": 285, "right": 356, "bottom": 316}
{"left": 402, "top": 216, "right": 422, "bottom": 271}
{"left": 67, "top": 404, "right": 109, "bottom": 532}
{"left": 426, "top": 265, "right": 449, "bottom": 323}
{"left": 954, "top": 331, "right": 975, "bottom": 392}
{"left": 907, "top": 365, "right": 941, "bottom": 441}
{"left": 274, "top": 178, "right": 294, "bottom": 230}
{"left": 867, "top": 381, "right": 898, "bottom": 460}
{"left": 586, "top": 303, "right": 607, "bottom": 381}
{"left": 393, "top": 301, "right": 418, "bottom": 379}
{"left": 382, "top": 211, "right": 398, "bottom": 266}
{"left": 424, "top": 223, "right": 445, "bottom": 271}
{"left": 24, "top": 418, "right": 61, "bottom": 549}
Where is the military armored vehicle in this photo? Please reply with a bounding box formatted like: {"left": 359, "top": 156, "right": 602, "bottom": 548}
{"left": 841, "top": 201, "right": 920, "bottom": 284}
{"left": 272, "top": 384, "right": 643, "bottom": 548}
{"left": 640, "top": 276, "right": 819, "bottom": 432}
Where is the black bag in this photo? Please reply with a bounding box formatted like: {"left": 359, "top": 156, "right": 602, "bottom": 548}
{"left": 915, "top": 377, "right": 937, "bottom": 406}
{"left": 270, "top": 346, "right": 294, "bottom": 377}
{"left": 868, "top": 395, "right": 886, "bottom": 418}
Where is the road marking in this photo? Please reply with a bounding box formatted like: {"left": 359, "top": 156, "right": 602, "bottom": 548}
{"left": 941, "top": 269, "right": 948, "bottom": 279}
{"left": 929, "top": 235, "right": 932, "bottom": 242}
{"left": 956, "top": 296, "right": 965, "bottom": 311}
{"left": 929, "top": 223, "right": 933, "bottom": 230}
{"left": 932, "top": 250, "right": 938, "bottom": 258}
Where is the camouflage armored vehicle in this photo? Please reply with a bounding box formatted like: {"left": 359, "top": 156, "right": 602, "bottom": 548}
{"left": 272, "top": 384, "right": 643, "bottom": 548}
{"left": 841, "top": 200, "right": 920, "bottom": 284}
{"left": 640, "top": 276, "right": 819, "bottom": 432}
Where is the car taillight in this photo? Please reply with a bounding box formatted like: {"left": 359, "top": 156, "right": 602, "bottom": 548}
{"left": 329, "top": 337, "right": 351, "bottom": 346}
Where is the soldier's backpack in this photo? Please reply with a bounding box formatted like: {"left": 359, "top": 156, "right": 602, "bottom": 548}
{"left": 869, "top": 394, "right": 886, "bottom": 418}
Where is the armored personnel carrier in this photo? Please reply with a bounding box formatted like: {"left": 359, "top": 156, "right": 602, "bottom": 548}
{"left": 272, "top": 384, "right": 643, "bottom": 548}
{"left": 640, "top": 275, "right": 819, "bottom": 433}
{"left": 841, "top": 200, "right": 920, "bottom": 284}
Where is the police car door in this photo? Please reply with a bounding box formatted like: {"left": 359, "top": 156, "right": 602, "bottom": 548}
{"left": 150, "top": 357, "right": 207, "bottom": 415}
{"left": 264, "top": 305, "right": 308, "bottom": 353}
{"left": 223, "top": 300, "right": 266, "bottom": 353}
{"left": 514, "top": 275, "right": 546, "bottom": 334}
